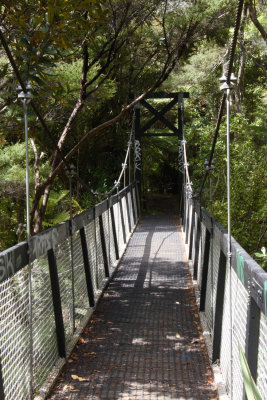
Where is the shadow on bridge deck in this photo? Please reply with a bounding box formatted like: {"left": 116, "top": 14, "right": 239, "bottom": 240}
{"left": 48, "top": 215, "right": 218, "bottom": 400}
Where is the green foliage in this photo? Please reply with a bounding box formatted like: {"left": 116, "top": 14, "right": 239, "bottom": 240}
{"left": 238, "top": 343, "right": 263, "bottom": 400}
{"left": 42, "top": 189, "right": 70, "bottom": 227}
{"left": 0, "top": 0, "right": 265, "bottom": 262}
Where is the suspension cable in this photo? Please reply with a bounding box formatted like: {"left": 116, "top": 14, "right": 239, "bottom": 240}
{"left": 182, "top": 139, "right": 193, "bottom": 200}
{"left": 0, "top": 28, "right": 88, "bottom": 187}
{"left": 92, "top": 112, "right": 135, "bottom": 198}
{"left": 196, "top": 0, "right": 244, "bottom": 197}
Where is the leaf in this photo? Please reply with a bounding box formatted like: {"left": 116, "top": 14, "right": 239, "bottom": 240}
{"left": 47, "top": 6, "right": 55, "bottom": 24}
{"left": 238, "top": 343, "right": 263, "bottom": 400}
{"left": 71, "top": 374, "right": 89, "bottom": 382}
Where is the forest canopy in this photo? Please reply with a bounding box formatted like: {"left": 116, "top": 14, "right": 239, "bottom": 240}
{"left": 0, "top": 0, "right": 266, "bottom": 267}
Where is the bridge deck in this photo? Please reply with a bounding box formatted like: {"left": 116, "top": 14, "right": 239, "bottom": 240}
{"left": 48, "top": 215, "right": 218, "bottom": 399}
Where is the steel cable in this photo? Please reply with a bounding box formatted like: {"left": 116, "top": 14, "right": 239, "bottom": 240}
{"left": 0, "top": 28, "right": 89, "bottom": 188}
{"left": 196, "top": 0, "right": 244, "bottom": 198}
{"left": 92, "top": 112, "right": 135, "bottom": 198}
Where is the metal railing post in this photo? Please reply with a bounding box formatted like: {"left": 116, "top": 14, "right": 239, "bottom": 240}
{"left": 212, "top": 251, "right": 227, "bottom": 362}
{"left": 119, "top": 195, "right": 126, "bottom": 244}
{"left": 99, "top": 214, "right": 109, "bottom": 278}
{"left": 80, "top": 227, "right": 95, "bottom": 307}
{"left": 0, "top": 358, "right": 5, "bottom": 399}
{"left": 47, "top": 249, "right": 66, "bottom": 358}
{"left": 199, "top": 229, "right": 211, "bottom": 311}
{"left": 66, "top": 164, "right": 76, "bottom": 334}
{"left": 110, "top": 204, "right": 119, "bottom": 260}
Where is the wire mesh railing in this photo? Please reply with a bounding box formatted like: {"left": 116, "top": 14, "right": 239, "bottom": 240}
{"left": 0, "top": 183, "right": 139, "bottom": 400}
{"left": 182, "top": 195, "right": 267, "bottom": 400}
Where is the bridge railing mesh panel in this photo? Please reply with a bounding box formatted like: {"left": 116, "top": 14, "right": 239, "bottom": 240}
{"left": 85, "top": 220, "right": 98, "bottom": 295}
{"left": 115, "top": 201, "right": 124, "bottom": 257}
{"left": 197, "top": 222, "right": 205, "bottom": 284}
{"left": 32, "top": 255, "right": 59, "bottom": 389}
{"left": 95, "top": 218, "right": 105, "bottom": 289}
{"left": 257, "top": 313, "right": 267, "bottom": 397}
{"left": 108, "top": 209, "right": 117, "bottom": 268}
{"left": 127, "top": 191, "right": 134, "bottom": 230}
{"left": 0, "top": 267, "right": 30, "bottom": 400}
{"left": 0, "top": 184, "right": 139, "bottom": 399}
{"left": 183, "top": 195, "right": 267, "bottom": 400}
{"left": 72, "top": 230, "right": 89, "bottom": 326}
{"left": 205, "top": 237, "right": 220, "bottom": 332}
{"left": 121, "top": 196, "right": 129, "bottom": 241}
{"left": 220, "top": 265, "right": 249, "bottom": 396}
{"left": 191, "top": 210, "right": 197, "bottom": 263}
{"left": 132, "top": 186, "right": 138, "bottom": 222}
{"left": 55, "top": 238, "right": 73, "bottom": 342}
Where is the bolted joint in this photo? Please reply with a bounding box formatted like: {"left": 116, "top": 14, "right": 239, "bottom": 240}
{"left": 219, "top": 73, "right": 237, "bottom": 92}
{"left": 17, "top": 82, "right": 33, "bottom": 103}
{"left": 204, "top": 159, "right": 215, "bottom": 173}
{"left": 64, "top": 163, "right": 76, "bottom": 179}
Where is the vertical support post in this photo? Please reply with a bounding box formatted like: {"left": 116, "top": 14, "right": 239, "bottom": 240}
{"left": 212, "top": 251, "right": 227, "bottom": 362}
{"left": 93, "top": 206, "right": 99, "bottom": 289}
{"left": 178, "top": 92, "right": 185, "bottom": 218}
{"left": 99, "top": 214, "right": 109, "bottom": 278}
{"left": 130, "top": 185, "right": 137, "bottom": 225}
{"left": 80, "top": 227, "right": 95, "bottom": 307}
{"left": 125, "top": 190, "right": 132, "bottom": 233}
{"left": 119, "top": 196, "right": 126, "bottom": 244}
{"left": 245, "top": 296, "right": 260, "bottom": 383}
{"left": 185, "top": 200, "right": 190, "bottom": 244}
{"left": 193, "top": 215, "right": 201, "bottom": 280}
{"left": 220, "top": 73, "right": 237, "bottom": 399}
{"left": 17, "top": 84, "right": 34, "bottom": 398}
{"left": 69, "top": 180, "right": 75, "bottom": 334}
{"left": 110, "top": 205, "right": 119, "bottom": 260}
{"left": 135, "top": 182, "right": 141, "bottom": 218}
{"left": 199, "top": 229, "right": 211, "bottom": 311}
{"left": 189, "top": 206, "right": 195, "bottom": 260}
{"left": 47, "top": 249, "right": 66, "bottom": 358}
{"left": 0, "top": 358, "right": 5, "bottom": 400}
{"left": 65, "top": 163, "right": 76, "bottom": 333}
{"left": 134, "top": 102, "right": 142, "bottom": 203}
{"left": 226, "top": 87, "right": 233, "bottom": 399}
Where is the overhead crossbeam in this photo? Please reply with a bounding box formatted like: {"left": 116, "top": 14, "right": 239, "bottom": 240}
{"left": 133, "top": 91, "right": 189, "bottom": 207}
{"left": 140, "top": 97, "right": 179, "bottom": 135}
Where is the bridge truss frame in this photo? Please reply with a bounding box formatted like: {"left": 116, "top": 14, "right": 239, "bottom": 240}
{"left": 133, "top": 92, "right": 189, "bottom": 212}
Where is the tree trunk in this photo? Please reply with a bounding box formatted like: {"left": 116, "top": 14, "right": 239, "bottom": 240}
{"left": 248, "top": 2, "right": 267, "bottom": 45}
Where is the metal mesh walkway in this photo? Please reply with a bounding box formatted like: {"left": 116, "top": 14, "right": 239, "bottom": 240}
{"left": 48, "top": 215, "right": 218, "bottom": 399}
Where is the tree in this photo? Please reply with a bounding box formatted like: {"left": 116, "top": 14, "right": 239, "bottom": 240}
{"left": 1, "top": 0, "right": 238, "bottom": 235}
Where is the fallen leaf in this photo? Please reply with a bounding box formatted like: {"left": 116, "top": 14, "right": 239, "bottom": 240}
{"left": 71, "top": 374, "right": 89, "bottom": 382}
{"left": 62, "top": 384, "right": 75, "bottom": 392}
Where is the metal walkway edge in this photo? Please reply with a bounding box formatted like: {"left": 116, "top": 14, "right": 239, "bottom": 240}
{"left": 48, "top": 215, "right": 218, "bottom": 400}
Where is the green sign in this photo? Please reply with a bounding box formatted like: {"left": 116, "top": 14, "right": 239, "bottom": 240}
{"left": 264, "top": 281, "right": 267, "bottom": 317}
{"left": 236, "top": 251, "right": 245, "bottom": 285}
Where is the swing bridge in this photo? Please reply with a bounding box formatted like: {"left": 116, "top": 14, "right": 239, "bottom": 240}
{"left": 0, "top": 91, "right": 266, "bottom": 400}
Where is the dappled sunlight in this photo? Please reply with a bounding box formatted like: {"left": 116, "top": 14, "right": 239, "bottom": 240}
{"left": 49, "top": 215, "right": 217, "bottom": 400}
